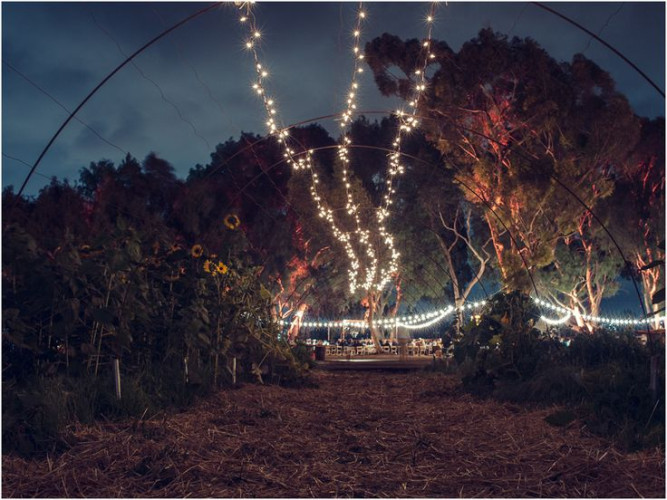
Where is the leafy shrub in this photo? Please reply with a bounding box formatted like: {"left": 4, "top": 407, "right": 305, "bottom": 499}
{"left": 454, "top": 291, "right": 562, "bottom": 393}
{"left": 453, "top": 291, "right": 665, "bottom": 450}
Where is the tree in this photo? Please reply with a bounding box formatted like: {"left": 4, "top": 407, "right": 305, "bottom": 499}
{"left": 606, "top": 117, "right": 665, "bottom": 325}
{"left": 366, "top": 29, "right": 642, "bottom": 319}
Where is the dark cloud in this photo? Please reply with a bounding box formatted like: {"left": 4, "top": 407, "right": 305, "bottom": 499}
{"left": 3, "top": 2, "right": 664, "bottom": 196}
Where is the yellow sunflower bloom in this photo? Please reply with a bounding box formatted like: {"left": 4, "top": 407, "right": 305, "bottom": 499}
{"left": 191, "top": 244, "right": 203, "bottom": 258}
{"left": 203, "top": 259, "right": 212, "bottom": 274}
{"left": 224, "top": 214, "right": 241, "bottom": 230}
{"left": 215, "top": 261, "right": 229, "bottom": 275}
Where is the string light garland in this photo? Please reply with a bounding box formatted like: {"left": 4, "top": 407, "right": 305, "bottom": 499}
{"left": 237, "top": 2, "right": 365, "bottom": 292}
{"left": 532, "top": 297, "right": 664, "bottom": 327}
{"left": 279, "top": 296, "right": 666, "bottom": 331}
{"left": 335, "top": 4, "right": 385, "bottom": 293}
{"left": 540, "top": 311, "right": 572, "bottom": 325}
{"left": 373, "top": 2, "right": 439, "bottom": 292}
{"left": 279, "top": 301, "right": 487, "bottom": 330}
{"left": 237, "top": 2, "right": 444, "bottom": 296}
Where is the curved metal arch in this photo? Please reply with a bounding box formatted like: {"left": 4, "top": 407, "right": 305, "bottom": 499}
{"left": 532, "top": 2, "right": 664, "bottom": 98}
{"left": 11, "top": 2, "right": 223, "bottom": 208}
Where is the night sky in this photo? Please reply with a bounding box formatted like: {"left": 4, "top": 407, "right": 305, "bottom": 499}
{"left": 2, "top": 1, "right": 665, "bottom": 197}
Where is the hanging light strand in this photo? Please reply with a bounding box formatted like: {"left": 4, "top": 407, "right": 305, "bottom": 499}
{"left": 533, "top": 297, "right": 665, "bottom": 328}
{"left": 336, "top": 4, "right": 381, "bottom": 293}
{"left": 238, "top": 3, "right": 363, "bottom": 292}
{"left": 280, "top": 296, "right": 666, "bottom": 331}
{"left": 374, "top": 2, "right": 439, "bottom": 292}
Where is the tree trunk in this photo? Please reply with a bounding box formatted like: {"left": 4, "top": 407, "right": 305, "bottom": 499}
{"left": 486, "top": 213, "right": 507, "bottom": 280}
{"left": 367, "top": 292, "right": 383, "bottom": 351}
{"left": 637, "top": 250, "right": 664, "bottom": 329}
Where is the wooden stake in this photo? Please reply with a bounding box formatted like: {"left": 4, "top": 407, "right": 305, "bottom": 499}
{"left": 113, "top": 358, "right": 121, "bottom": 400}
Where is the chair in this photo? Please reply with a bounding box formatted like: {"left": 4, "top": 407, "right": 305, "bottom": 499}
{"left": 382, "top": 346, "right": 390, "bottom": 354}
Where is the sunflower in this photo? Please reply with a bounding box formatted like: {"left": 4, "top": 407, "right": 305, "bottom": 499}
{"left": 224, "top": 214, "right": 241, "bottom": 230}
{"left": 214, "top": 261, "right": 229, "bottom": 275}
{"left": 203, "top": 259, "right": 212, "bottom": 274}
{"left": 191, "top": 244, "right": 204, "bottom": 258}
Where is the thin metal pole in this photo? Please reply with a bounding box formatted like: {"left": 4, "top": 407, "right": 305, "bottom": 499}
{"left": 532, "top": 2, "right": 664, "bottom": 98}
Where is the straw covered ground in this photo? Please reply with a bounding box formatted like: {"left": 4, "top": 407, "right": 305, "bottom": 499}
{"left": 2, "top": 370, "right": 665, "bottom": 498}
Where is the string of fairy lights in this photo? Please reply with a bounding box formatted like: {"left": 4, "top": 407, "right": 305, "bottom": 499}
{"left": 336, "top": 4, "right": 378, "bottom": 293}
{"left": 279, "top": 297, "right": 666, "bottom": 331}
{"left": 238, "top": 2, "right": 365, "bottom": 292}
{"left": 238, "top": 2, "right": 440, "bottom": 296}
{"left": 373, "top": 3, "right": 439, "bottom": 292}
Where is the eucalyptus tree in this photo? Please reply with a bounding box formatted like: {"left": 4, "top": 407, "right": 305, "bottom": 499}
{"left": 605, "top": 117, "right": 665, "bottom": 325}
{"left": 366, "top": 29, "right": 642, "bottom": 319}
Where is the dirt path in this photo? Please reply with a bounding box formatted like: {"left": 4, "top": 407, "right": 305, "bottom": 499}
{"left": 2, "top": 370, "right": 664, "bottom": 497}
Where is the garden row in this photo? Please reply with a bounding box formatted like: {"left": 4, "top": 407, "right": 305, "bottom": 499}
{"left": 2, "top": 219, "right": 310, "bottom": 457}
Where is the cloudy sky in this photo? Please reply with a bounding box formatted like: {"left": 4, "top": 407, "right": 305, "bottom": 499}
{"left": 3, "top": 1, "right": 665, "bottom": 197}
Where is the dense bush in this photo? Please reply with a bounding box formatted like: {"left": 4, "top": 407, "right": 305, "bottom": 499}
{"left": 454, "top": 291, "right": 665, "bottom": 450}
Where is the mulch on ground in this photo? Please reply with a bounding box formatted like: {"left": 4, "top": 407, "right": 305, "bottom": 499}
{"left": 2, "top": 370, "right": 665, "bottom": 498}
